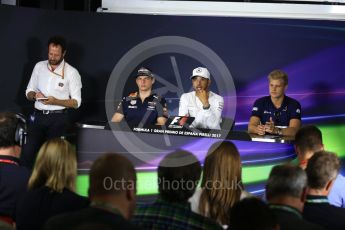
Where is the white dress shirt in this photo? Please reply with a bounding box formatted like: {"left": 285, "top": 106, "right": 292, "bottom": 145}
{"left": 26, "top": 60, "right": 82, "bottom": 110}
{"left": 178, "top": 91, "right": 224, "bottom": 130}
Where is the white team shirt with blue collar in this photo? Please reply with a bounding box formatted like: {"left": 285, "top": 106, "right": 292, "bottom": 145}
{"left": 178, "top": 91, "right": 224, "bottom": 130}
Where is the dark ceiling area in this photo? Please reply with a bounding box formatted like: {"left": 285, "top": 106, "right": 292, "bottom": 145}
{"left": 4, "top": 0, "right": 102, "bottom": 11}
{"left": 1, "top": 0, "right": 344, "bottom": 12}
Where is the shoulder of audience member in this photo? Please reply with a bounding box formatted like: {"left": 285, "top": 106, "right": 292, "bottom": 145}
{"left": 44, "top": 208, "right": 141, "bottom": 230}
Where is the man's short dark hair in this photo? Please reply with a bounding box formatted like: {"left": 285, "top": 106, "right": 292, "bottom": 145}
{"left": 88, "top": 153, "right": 136, "bottom": 197}
{"left": 0, "top": 112, "right": 18, "bottom": 148}
{"left": 230, "top": 198, "right": 278, "bottom": 230}
{"left": 48, "top": 36, "right": 67, "bottom": 53}
{"left": 158, "top": 150, "right": 201, "bottom": 202}
{"left": 266, "top": 164, "right": 307, "bottom": 200}
{"left": 294, "top": 125, "right": 323, "bottom": 154}
{"left": 306, "top": 151, "right": 340, "bottom": 189}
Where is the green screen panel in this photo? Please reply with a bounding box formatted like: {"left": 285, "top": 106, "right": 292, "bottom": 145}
{"left": 319, "top": 124, "right": 345, "bottom": 158}
{"left": 77, "top": 164, "right": 278, "bottom": 196}
{"left": 76, "top": 175, "right": 89, "bottom": 197}
{"left": 76, "top": 125, "right": 345, "bottom": 197}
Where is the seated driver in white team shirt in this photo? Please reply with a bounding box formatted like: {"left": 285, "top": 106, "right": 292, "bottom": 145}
{"left": 178, "top": 67, "right": 224, "bottom": 130}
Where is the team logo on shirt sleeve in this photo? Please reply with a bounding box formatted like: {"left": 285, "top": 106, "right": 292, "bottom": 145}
{"left": 296, "top": 108, "right": 301, "bottom": 114}
{"left": 129, "top": 99, "right": 137, "bottom": 108}
{"left": 252, "top": 107, "right": 258, "bottom": 111}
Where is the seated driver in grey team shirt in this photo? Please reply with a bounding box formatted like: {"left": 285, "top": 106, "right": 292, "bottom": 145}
{"left": 178, "top": 67, "right": 224, "bottom": 130}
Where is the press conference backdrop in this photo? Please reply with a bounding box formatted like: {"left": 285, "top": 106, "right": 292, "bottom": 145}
{"left": 1, "top": 5, "right": 344, "bottom": 195}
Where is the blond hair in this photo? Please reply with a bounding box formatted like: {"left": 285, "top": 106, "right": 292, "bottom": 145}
{"left": 28, "top": 138, "right": 77, "bottom": 193}
{"left": 268, "top": 69, "right": 288, "bottom": 86}
{"left": 199, "top": 141, "right": 243, "bottom": 226}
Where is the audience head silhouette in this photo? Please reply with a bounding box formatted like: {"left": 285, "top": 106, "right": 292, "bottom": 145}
{"left": 158, "top": 149, "right": 201, "bottom": 202}
{"left": 266, "top": 164, "right": 307, "bottom": 212}
{"left": 89, "top": 153, "right": 137, "bottom": 219}
{"left": 230, "top": 197, "right": 279, "bottom": 230}
{"left": 294, "top": 125, "right": 323, "bottom": 169}
{"left": 306, "top": 151, "right": 340, "bottom": 193}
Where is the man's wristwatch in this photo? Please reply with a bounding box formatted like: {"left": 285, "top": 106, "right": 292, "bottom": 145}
{"left": 276, "top": 127, "right": 283, "bottom": 135}
{"left": 203, "top": 104, "right": 210, "bottom": 110}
